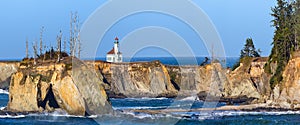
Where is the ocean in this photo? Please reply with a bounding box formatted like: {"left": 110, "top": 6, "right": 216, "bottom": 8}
{"left": 97, "top": 57, "right": 238, "bottom": 68}
{"left": 1, "top": 93, "right": 300, "bottom": 125}
{"left": 2, "top": 57, "right": 300, "bottom": 125}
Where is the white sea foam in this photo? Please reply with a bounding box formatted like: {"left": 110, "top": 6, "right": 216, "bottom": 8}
{"left": 0, "top": 107, "right": 6, "bottom": 110}
{"left": 27, "top": 110, "right": 85, "bottom": 118}
{"left": 113, "top": 106, "right": 168, "bottom": 110}
{"left": 115, "top": 97, "right": 168, "bottom": 101}
{"left": 171, "top": 110, "right": 300, "bottom": 120}
{"left": 88, "top": 115, "right": 98, "bottom": 118}
{"left": 0, "top": 114, "right": 25, "bottom": 119}
{"left": 0, "top": 89, "right": 9, "bottom": 95}
{"left": 178, "top": 96, "right": 198, "bottom": 101}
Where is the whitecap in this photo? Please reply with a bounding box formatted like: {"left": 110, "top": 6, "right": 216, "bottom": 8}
{"left": 178, "top": 96, "right": 198, "bottom": 101}
{"left": 113, "top": 106, "right": 168, "bottom": 110}
{"left": 0, "top": 114, "right": 25, "bottom": 119}
{"left": 0, "top": 107, "right": 6, "bottom": 110}
{"left": 88, "top": 115, "right": 98, "bottom": 118}
{"left": 0, "top": 89, "right": 9, "bottom": 95}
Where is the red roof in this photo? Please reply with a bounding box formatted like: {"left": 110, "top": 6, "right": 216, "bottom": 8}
{"left": 107, "top": 48, "right": 115, "bottom": 54}
{"left": 115, "top": 37, "right": 119, "bottom": 41}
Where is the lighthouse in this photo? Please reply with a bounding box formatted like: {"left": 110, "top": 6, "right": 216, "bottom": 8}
{"left": 106, "top": 37, "right": 123, "bottom": 62}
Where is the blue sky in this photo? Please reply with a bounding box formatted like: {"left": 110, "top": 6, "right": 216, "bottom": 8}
{"left": 0, "top": 0, "right": 276, "bottom": 59}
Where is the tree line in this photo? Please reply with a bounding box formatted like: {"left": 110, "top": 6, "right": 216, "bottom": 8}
{"left": 25, "top": 12, "right": 82, "bottom": 65}
{"left": 265, "top": 0, "right": 300, "bottom": 89}
{"left": 233, "top": 0, "right": 300, "bottom": 90}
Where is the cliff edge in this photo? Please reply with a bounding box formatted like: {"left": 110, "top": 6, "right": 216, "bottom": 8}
{"left": 7, "top": 58, "right": 112, "bottom": 115}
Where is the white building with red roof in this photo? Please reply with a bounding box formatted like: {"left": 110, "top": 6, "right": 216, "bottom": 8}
{"left": 106, "top": 37, "right": 123, "bottom": 62}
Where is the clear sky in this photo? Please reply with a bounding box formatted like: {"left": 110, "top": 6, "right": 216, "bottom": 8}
{"left": 0, "top": 0, "right": 276, "bottom": 59}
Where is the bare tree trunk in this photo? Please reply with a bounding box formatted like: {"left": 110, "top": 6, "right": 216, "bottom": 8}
{"left": 40, "top": 26, "right": 44, "bottom": 56}
{"left": 78, "top": 33, "right": 81, "bottom": 59}
{"left": 64, "top": 37, "right": 67, "bottom": 53}
{"left": 43, "top": 46, "right": 47, "bottom": 61}
{"left": 26, "top": 38, "right": 29, "bottom": 59}
{"left": 69, "top": 11, "right": 81, "bottom": 58}
{"left": 33, "top": 40, "right": 38, "bottom": 65}
{"left": 69, "top": 12, "right": 74, "bottom": 57}
{"left": 73, "top": 12, "right": 78, "bottom": 57}
{"left": 57, "top": 30, "right": 62, "bottom": 62}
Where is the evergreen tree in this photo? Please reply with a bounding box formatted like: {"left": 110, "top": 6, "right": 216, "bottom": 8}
{"left": 265, "top": 0, "right": 296, "bottom": 89}
{"left": 240, "top": 38, "right": 261, "bottom": 58}
{"left": 232, "top": 38, "right": 260, "bottom": 70}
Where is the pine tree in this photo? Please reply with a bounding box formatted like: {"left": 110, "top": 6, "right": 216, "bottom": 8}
{"left": 240, "top": 38, "right": 260, "bottom": 58}
{"left": 265, "top": 0, "right": 296, "bottom": 89}
{"left": 293, "top": 0, "right": 300, "bottom": 49}
{"left": 232, "top": 38, "right": 260, "bottom": 70}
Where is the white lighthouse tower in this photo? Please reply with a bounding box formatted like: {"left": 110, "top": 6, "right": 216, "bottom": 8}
{"left": 106, "top": 37, "right": 123, "bottom": 62}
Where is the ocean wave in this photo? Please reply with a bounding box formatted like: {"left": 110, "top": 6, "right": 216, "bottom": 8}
{"left": 169, "top": 110, "right": 300, "bottom": 121}
{"left": 26, "top": 110, "right": 85, "bottom": 118}
{"left": 177, "top": 96, "right": 198, "bottom": 101}
{"left": 0, "top": 89, "right": 9, "bottom": 95}
{"left": 213, "top": 110, "right": 300, "bottom": 117}
{"left": 0, "top": 107, "right": 6, "bottom": 110}
{"left": 122, "top": 110, "right": 181, "bottom": 120}
{"left": 0, "top": 114, "right": 25, "bottom": 119}
{"left": 113, "top": 103, "right": 194, "bottom": 110}
{"left": 113, "top": 106, "right": 168, "bottom": 110}
{"left": 112, "top": 97, "right": 169, "bottom": 101}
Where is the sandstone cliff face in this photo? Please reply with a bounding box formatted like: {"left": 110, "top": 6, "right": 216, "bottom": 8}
{"left": 0, "top": 62, "right": 19, "bottom": 89}
{"left": 96, "top": 61, "right": 177, "bottom": 98}
{"left": 8, "top": 61, "right": 112, "bottom": 115}
{"left": 166, "top": 63, "right": 228, "bottom": 97}
{"left": 225, "top": 59, "right": 270, "bottom": 101}
{"left": 271, "top": 57, "right": 300, "bottom": 109}
{"left": 97, "top": 60, "right": 266, "bottom": 100}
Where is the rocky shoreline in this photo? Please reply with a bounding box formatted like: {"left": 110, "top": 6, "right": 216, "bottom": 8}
{"left": 1, "top": 56, "right": 300, "bottom": 115}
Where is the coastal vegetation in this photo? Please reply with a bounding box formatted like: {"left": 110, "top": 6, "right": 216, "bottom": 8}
{"left": 232, "top": 38, "right": 261, "bottom": 71}
{"left": 22, "top": 12, "right": 82, "bottom": 67}
{"left": 265, "top": 0, "right": 300, "bottom": 89}
{"left": 234, "top": 0, "right": 300, "bottom": 90}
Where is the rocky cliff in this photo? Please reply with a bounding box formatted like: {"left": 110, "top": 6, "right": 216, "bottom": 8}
{"left": 225, "top": 58, "right": 271, "bottom": 102}
{"left": 166, "top": 63, "right": 228, "bottom": 97}
{"left": 8, "top": 55, "right": 300, "bottom": 113}
{"left": 96, "top": 59, "right": 267, "bottom": 102}
{"left": 95, "top": 61, "right": 177, "bottom": 98}
{"left": 270, "top": 57, "right": 300, "bottom": 109}
{"left": 7, "top": 59, "right": 112, "bottom": 115}
{"left": 0, "top": 62, "right": 19, "bottom": 90}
